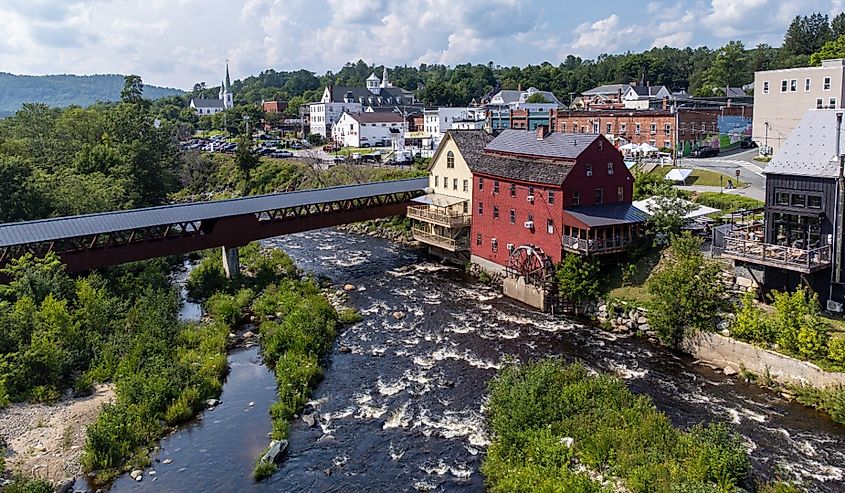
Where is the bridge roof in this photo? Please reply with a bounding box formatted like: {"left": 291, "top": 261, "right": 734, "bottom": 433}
{"left": 0, "top": 178, "right": 427, "bottom": 247}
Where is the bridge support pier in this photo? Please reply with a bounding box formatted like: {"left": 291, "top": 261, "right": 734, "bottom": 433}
{"left": 222, "top": 246, "right": 240, "bottom": 279}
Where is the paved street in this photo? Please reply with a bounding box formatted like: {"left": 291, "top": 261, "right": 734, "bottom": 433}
{"left": 678, "top": 148, "right": 767, "bottom": 198}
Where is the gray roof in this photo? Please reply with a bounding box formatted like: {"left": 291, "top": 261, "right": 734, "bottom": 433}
{"left": 347, "top": 112, "right": 404, "bottom": 124}
{"left": 564, "top": 203, "right": 649, "bottom": 227}
{"left": 0, "top": 178, "right": 428, "bottom": 248}
{"left": 484, "top": 129, "right": 598, "bottom": 160}
{"left": 328, "top": 85, "right": 413, "bottom": 106}
{"left": 446, "top": 129, "right": 495, "bottom": 168}
{"left": 582, "top": 84, "right": 628, "bottom": 96}
{"left": 191, "top": 98, "right": 225, "bottom": 108}
{"left": 472, "top": 154, "right": 574, "bottom": 185}
{"left": 725, "top": 87, "right": 748, "bottom": 97}
{"left": 489, "top": 90, "right": 522, "bottom": 105}
{"left": 765, "top": 109, "right": 845, "bottom": 179}
{"left": 626, "top": 85, "right": 668, "bottom": 97}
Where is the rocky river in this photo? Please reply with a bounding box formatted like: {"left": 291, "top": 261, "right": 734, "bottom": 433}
{"left": 101, "top": 228, "right": 844, "bottom": 492}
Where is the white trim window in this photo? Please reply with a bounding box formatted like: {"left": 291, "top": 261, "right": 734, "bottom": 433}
{"left": 824, "top": 77, "right": 832, "bottom": 91}
{"left": 790, "top": 79, "right": 797, "bottom": 92}
{"left": 805, "top": 78, "right": 811, "bottom": 92}
{"left": 763, "top": 81, "right": 769, "bottom": 94}
{"left": 781, "top": 80, "right": 788, "bottom": 92}
{"left": 831, "top": 97, "right": 838, "bottom": 108}
{"left": 817, "top": 98, "right": 824, "bottom": 109}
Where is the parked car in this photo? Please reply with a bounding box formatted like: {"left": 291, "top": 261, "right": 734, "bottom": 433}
{"left": 291, "top": 143, "right": 302, "bottom": 149}
{"left": 374, "top": 141, "right": 386, "bottom": 147}
{"left": 271, "top": 150, "right": 294, "bottom": 158}
{"left": 691, "top": 146, "right": 719, "bottom": 158}
{"left": 740, "top": 138, "right": 758, "bottom": 149}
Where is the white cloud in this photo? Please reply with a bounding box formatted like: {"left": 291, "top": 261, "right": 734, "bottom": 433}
{"left": 570, "top": 15, "right": 642, "bottom": 55}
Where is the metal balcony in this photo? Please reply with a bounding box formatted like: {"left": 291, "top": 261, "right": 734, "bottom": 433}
{"left": 407, "top": 205, "right": 471, "bottom": 229}
{"left": 411, "top": 227, "right": 469, "bottom": 252}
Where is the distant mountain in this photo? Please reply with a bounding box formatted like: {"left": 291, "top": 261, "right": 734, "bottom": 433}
{"left": 0, "top": 73, "right": 185, "bottom": 115}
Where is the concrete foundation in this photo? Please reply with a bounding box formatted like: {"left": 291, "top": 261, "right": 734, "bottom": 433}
{"left": 682, "top": 331, "right": 845, "bottom": 387}
{"left": 222, "top": 246, "right": 240, "bottom": 279}
{"left": 470, "top": 255, "right": 507, "bottom": 277}
{"left": 503, "top": 276, "right": 548, "bottom": 311}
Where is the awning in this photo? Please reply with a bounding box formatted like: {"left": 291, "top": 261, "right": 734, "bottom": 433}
{"left": 632, "top": 197, "right": 720, "bottom": 219}
{"left": 412, "top": 193, "right": 466, "bottom": 208}
{"left": 664, "top": 168, "right": 692, "bottom": 182}
{"left": 563, "top": 203, "right": 649, "bottom": 228}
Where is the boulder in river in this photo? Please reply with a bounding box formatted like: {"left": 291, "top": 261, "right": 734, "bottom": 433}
{"left": 242, "top": 331, "right": 255, "bottom": 339}
{"left": 338, "top": 345, "right": 352, "bottom": 353}
{"left": 343, "top": 284, "right": 356, "bottom": 291}
{"left": 391, "top": 311, "right": 405, "bottom": 320}
{"left": 130, "top": 470, "right": 143, "bottom": 482}
{"left": 302, "top": 413, "right": 317, "bottom": 428}
{"left": 205, "top": 399, "right": 219, "bottom": 408}
{"left": 723, "top": 366, "right": 738, "bottom": 376}
{"left": 261, "top": 439, "right": 289, "bottom": 464}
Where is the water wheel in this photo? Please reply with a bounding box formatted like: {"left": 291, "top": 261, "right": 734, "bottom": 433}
{"left": 507, "top": 245, "right": 554, "bottom": 286}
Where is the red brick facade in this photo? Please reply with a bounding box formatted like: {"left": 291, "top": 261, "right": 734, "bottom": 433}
{"left": 470, "top": 136, "right": 633, "bottom": 266}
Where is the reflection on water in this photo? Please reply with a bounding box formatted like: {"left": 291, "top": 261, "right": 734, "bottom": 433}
{"left": 106, "top": 229, "right": 844, "bottom": 493}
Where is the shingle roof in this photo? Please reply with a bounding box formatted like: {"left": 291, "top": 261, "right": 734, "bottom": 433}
{"left": 582, "top": 84, "right": 628, "bottom": 96}
{"left": 765, "top": 109, "right": 845, "bottom": 178}
{"left": 725, "top": 87, "right": 748, "bottom": 97}
{"left": 563, "top": 203, "right": 649, "bottom": 227}
{"left": 0, "top": 178, "right": 428, "bottom": 248}
{"left": 625, "top": 85, "right": 668, "bottom": 97}
{"left": 472, "top": 154, "right": 574, "bottom": 185}
{"left": 346, "top": 112, "right": 404, "bottom": 124}
{"left": 484, "top": 129, "right": 597, "bottom": 160}
{"left": 328, "top": 85, "right": 412, "bottom": 106}
{"left": 446, "top": 129, "right": 494, "bottom": 168}
{"left": 191, "top": 98, "right": 225, "bottom": 108}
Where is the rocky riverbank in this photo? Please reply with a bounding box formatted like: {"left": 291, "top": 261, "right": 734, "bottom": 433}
{"left": 337, "top": 219, "right": 417, "bottom": 246}
{"left": 0, "top": 384, "right": 115, "bottom": 488}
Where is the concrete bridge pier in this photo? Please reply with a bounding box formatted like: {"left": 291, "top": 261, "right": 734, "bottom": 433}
{"left": 222, "top": 246, "right": 240, "bottom": 279}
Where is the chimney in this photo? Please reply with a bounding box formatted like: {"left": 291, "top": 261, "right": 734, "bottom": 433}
{"left": 518, "top": 83, "right": 523, "bottom": 92}
{"left": 536, "top": 124, "right": 549, "bottom": 140}
{"left": 727, "top": 98, "right": 732, "bottom": 108}
{"left": 646, "top": 80, "right": 650, "bottom": 88}
{"left": 662, "top": 96, "right": 668, "bottom": 110}
{"left": 617, "top": 87, "right": 622, "bottom": 101}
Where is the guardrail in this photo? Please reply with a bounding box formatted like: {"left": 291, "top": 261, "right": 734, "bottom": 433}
{"left": 407, "top": 205, "right": 471, "bottom": 229}
{"left": 561, "top": 234, "right": 634, "bottom": 255}
{"left": 411, "top": 227, "right": 469, "bottom": 251}
{"left": 720, "top": 225, "right": 831, "bottom": 273}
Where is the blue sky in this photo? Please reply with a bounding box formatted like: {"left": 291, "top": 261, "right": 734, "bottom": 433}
{"left": 0, "top": 0, "right": 841, "bottom": 89}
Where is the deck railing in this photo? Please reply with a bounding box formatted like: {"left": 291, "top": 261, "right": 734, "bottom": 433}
{"left": 411, "top": 227, "right": 469, "bottom": 252}
{"left": 721, "top": 225, "right": 831, "bottom": 273}
{"left": 407, "top": 205, "right": 471, "bottom": 229}
{"left": 561, "top": 234, "right": 635, "bottom": 255}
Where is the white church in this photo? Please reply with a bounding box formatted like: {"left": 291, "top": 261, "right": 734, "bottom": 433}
{"left": 190, "top": 63, "right": 234, "bottom": 116}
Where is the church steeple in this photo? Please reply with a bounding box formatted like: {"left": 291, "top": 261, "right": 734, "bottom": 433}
{"left": 225, "top": 62, "right": 231, "bottom": 92}
{"left": 381, "top": 67, "right": 391, "bottom": 88}
{"left": 221, "top": 62, "right": 233, "bottom": 109}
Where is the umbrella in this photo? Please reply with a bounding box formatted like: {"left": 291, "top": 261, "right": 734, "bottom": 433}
{"left": 638, "top": 142, "right": 659, "bottom": 153}
{"left": 620, "top": 143, "right": 639, "bottom": 151}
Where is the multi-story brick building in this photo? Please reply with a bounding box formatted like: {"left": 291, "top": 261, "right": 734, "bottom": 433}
{"left": 469, "top": 126, "right": 645, "bottom": 271}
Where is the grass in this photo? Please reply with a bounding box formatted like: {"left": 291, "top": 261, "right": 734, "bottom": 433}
{"left": 337, "top": 146, "right": 380, "bottom": 156}
{"left": 651, "top": 165, "right": 746, "bottom": 188}
{"left": 691, "top": 192, "right": 764, "bottom": 213}
{"left": 253, "top": 459, "right": 278, "bottom": 481}
{"left": 605, "top": 247, "right": 664, "bottom": 306}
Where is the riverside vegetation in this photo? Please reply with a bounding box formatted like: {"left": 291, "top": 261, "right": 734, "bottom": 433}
{"left": 184, "top": 242, "right": 345, "bottom": 481}
{"left": 482, "top": 359, "right": 803, "bottom": 493}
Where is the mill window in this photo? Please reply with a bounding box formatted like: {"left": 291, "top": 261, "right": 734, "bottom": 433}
{"left": 595, "top": 188, "right": 604, "bottom": 204}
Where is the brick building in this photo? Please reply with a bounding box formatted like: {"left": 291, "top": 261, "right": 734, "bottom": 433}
{"left": 262, "top": 100, "right": 288, "bottom": 113}
{"left": 469, "top": 127, "right": 646, "bottom": 271}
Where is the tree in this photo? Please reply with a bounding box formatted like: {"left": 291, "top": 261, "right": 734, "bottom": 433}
{"left": 120, "top": 75, "right": 144, "bottom": 104}
{"left": 833, "top": 12, "right": 845, "bottom": 38}
{"left": 810, "top": 35, "right": 845, "bottom": 66}
{"left": 646, "top": 195, "right": 696, "bottom": 244}
{"left": 525, "top": 92, "right": 549, "bottom": 103}
{"left": 646, "top": 233, "right": 723, "bottom": 347}
{"left": 555, "top": 254, "right": 602, "bottom": 305}
{"left": 234, "top": 132, "right": 260, "bottom": 177}
{"left": 702, "top": 41, "right": 751, "bottom": 91}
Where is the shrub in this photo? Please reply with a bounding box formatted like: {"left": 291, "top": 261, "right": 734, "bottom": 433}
{"left": 556, "top": 254, "right": 602, "bottom": 304}
{"left": 3, "top": 477, "right": 54, "bottom": 493}
{"left": 205, "top": 291, "right": 250, "bottom": 327}
{"left": 731, "top": 292, "right": 773, "bottom": 344}
{"left": 338, "top": 308, "right": 363, "bottom": 325}
{"left": 828, "top": 337, "right": 845, "bottom": 365}
{"left": 796, "top": 317, "right": 829, "bottom": 361}
{"left": 791, "top": 384, "right": 845, "bottom": 425}
{"left": 770, "top": 289, "right": 818, "bottom": 353}
{"left": 253, "top": 459, "right": 278, "bottom": 481}
{"left": 186, "top": 255, "right": 229, "bottom": 299}
{"left": 164, "top": 387, "right": 201, "bottom": 425}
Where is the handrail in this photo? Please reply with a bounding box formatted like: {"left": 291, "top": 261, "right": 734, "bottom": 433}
{"left": 407, "top": 205, "right": 472, "bottom": 228}
{"left": 722, "top": 236, "right": 831, "bottom": 271}
{"left": 562, "top": 234, "right": 634, "bottom": 254}
{"left": 411, "top": 227, "right": 469, "bottom": 251}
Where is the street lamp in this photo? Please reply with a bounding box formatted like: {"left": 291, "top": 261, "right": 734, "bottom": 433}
{"left": 764, "top": 121, "right": 769, "bottom": 154}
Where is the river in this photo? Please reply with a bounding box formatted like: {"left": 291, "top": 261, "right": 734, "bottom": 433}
{"left": 106, "top": 228, "right": 844, "bottom": 492}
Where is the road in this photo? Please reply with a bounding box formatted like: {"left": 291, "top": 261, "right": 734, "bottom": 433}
{"left": 678, "top": 148, "right": 767, "bottom": 201}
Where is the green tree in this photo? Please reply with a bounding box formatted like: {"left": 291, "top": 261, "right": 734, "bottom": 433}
{"left": 833, "top": 12, "right": 845, "bottom": 38}
{"left": 810, "top": 35, "right": 845, "bottom": 66}
{"left": 646, "top": 195, "right": 696, "bottom": 245}
{"left": 555, "top": 254, "right": 601, "bottom": 305}
{"left": 702, "top": 41, "right": 751, "bottom": 92}
{"left": 120, "top": 75, "right": 144, "bottom": 104}
{"left": 234, "top": 132, "right": 260, "bottom": 177}
{"left": 647, "top": 233, "right": 723, "bottom": 347}
{"left": 525, "top": 92, "right": 549, "bottom": 103}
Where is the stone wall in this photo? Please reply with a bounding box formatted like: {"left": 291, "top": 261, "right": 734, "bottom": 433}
{"left": 682, "top": 331, "right": 845, "bottom": 388}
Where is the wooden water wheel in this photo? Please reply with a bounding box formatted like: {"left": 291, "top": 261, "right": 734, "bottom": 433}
{"left": 507, "top": 245, "right": 554, "bottom": 286}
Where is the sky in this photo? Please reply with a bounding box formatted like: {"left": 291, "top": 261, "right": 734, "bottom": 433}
{"left": 0, "top": 0, "right": 842, "bottom": 90}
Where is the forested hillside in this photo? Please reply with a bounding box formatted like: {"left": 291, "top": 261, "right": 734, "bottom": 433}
{"left": 0, "top": 73, "right": 184, "bottom": 117}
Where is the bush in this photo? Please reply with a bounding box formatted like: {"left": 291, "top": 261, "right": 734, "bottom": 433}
{"left": 791, "top": 384, "right": 845, "bottom": 425}
{"left": 2, "top": 477, "right": 54, "bottom": 493}
{"left": 828, "top": 337, "right": 845, "bottom": 365}
{"left": 164, "top": 387, "right": 201, "bottom": 425}
{"left": 253, "top": 459, "right": 277, "bottom": 481}
{"left": 186, "top": 254, "right": 229, "bottom": 299}
{"left": 338, "top": 308, "right": 363, "bottom": 325}
{"left": 731, "top": 292, "right": 773, "bottom": 345}
{"left": 556, "top": 254, "right": 602, "bottom": 304}
{"left": 205, "top": 289, "right": 252, "bottom": 327}
{"left": 483, "top": 360, "right": 751, "bottom": 492}
{"left": 692, "top": 192, "right": 764, "bottom": 213}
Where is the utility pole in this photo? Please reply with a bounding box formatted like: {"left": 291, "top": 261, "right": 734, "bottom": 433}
{"left": 764, "top": 121, "right": 769, "bottom": 155}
